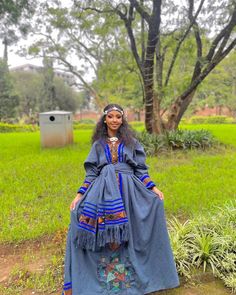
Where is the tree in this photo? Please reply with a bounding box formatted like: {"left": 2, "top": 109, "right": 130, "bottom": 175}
{"left": 185, "top": 50, "right": 236, "bottom": 116}
{"left": 40, "top": 55, "right": 57, "bottom": 111}
{"left": 25, "top": 0, "right": 236, "bottom": 133}
{"left": 74, "top": 0, "right": 236, "bottom": 134}
{"left": 12, "top": 70, "right": 79, "bottom": 117}
{"left": 0, "top": 59, "right": 19, "bottom": 121}
{"left": 0, "top": 0, "right": 35, "bottom": 61}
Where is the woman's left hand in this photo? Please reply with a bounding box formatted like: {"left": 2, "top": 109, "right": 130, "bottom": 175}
{"left": 151, "top": 186, "right": 164, "bottom": 200}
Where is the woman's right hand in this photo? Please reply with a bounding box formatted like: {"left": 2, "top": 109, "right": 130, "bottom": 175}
{"left": 70, "top": 193, "right": 83, "bottom": 211}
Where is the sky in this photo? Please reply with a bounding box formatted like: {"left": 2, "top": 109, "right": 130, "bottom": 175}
{"left": 0, "top": 40, "right": 43, "bottom": 69}
{"left": 1, "top": 0, "right": 187, "bottom": 69}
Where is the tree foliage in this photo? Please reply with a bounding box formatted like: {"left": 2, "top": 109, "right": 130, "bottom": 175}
{"left": 11, "top": 70, "right": 79, "bottom": 118}
{"left": 25, "top": 0, "right": 236, "bottom": 133}
{"left": 0, "top": 59, "right": 19, "bottom": 121}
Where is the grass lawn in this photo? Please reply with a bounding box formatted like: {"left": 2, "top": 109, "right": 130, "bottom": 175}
{"left": 0, "top": 125, "right": 236, "bottom": 243}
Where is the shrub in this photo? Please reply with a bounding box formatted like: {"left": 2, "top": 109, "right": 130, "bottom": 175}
{"left": 137, "top": 129, "right": 216, "bottom": 155}
{"left": 168, "top": 200, "right": 236, "bottom": 292}
{"left": 73, "top": 121, "right": 95, "bottom": 130}
{"left": 0, "top": 122, "right": 39, "bottom": 133}
{"left": 188, "top": 116, "right": 235, "bottom": 124}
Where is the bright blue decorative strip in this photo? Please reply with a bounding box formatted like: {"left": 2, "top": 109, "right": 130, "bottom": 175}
{"left": 83, "top": 204, "right": 97, "bottom": 211}
{"left": 105, "top": 144, "right": 112, "bottom": 163}
{"left": 80, "top": 186, "right": 88, "bottom": 191}
{"left": 105, "top": 219, "right": 128, "bottom": 225}
{"left": 146, "top": 181, "right": 156, "bottom": 188}
{"left": 97, "top": 209, "right": 124, "bottom": 215}
{"left": 121, "top": 143, "right": 124, "bottom": 161}
{"left": 98, "top": 202, "right": 123, "bottom": 208}
{"left": 78, "top": 224, "right": 96, "bottom": 234}
{"left": 84, "top": 201, "right": 97, "bottom": 207}
{"left": 99, "top": 205, "right": 124, "bottom": 212}
{"left": 64, "top": 286, "right": 72, "bottom": 291}
{"left": 84, "top": 180, "right": 91, "bottom": 184}
{"left": 103, "top": 143, "right": 110, "bottom": 163}
{"left": 102, "top": 198, "right": 123, "bottom": 203}
{"left": 79, "top": 222, "right": 96, "bottom": 230}
{"left": 118, "top": 172, "right": 123, "bottom": 198}
{"left": 97, "top": 201, "right": 123, "bottom": 207}
{"left": 118, "top": 143, "right": 121, "bottom": 162}
{"left": 82, "top": 209, "right": 97, "bottom": 217}
{"left": 83, "top": 205, "right": 97, "bottom": 212}
{"left": 140, "top": 174, "right": 149, "bottom": 181}
{"left": 64, "top": 282, "right": 72, "bottom": 287}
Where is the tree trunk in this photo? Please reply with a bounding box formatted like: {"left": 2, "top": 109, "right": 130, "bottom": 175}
{"left": 152, "top": 92, "right": 165, "bottom": 134}
{"left": 166, "top": 90, "right": 196, "bottom": 130}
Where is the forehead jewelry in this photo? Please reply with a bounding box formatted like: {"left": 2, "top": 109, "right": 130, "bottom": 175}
{"left": 103, "top": 106, "right": 124, "bottom": 115}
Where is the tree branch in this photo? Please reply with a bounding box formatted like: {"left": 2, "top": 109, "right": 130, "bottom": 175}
{"left": 205, "top": 4, "right": 236, "bottom": 63}
{"left": 180, "top": 37, "right": 236, "bottom": 103}
{"left": 128, "top": 0, "right": 151, "bottom": 23}
{"left": 116, "top": 3, "right": 143, "bottom": 76}
{"left": 188, "top": 0, "right": 203, "bottom": 81}
{"left": 164, "top": 0, "right": 205, "bottom": 87}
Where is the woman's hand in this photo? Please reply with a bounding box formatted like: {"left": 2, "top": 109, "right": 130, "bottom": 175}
{"left": 151, "top": 186, "right": 164, "bottom": 200}
{"left": 70, "top": 193, "right": 83, "bottom": 211}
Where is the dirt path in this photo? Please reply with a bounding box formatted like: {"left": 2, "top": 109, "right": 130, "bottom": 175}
{"left": 0, "top": 237, "right": 231, "bottom": 295}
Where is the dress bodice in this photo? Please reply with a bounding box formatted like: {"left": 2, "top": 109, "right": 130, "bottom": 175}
{"left": 77, "top": 138, "right": 156, "bottom": 194}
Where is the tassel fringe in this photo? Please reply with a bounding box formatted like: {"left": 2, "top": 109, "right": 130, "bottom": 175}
{"left": 74, "top": 223, "right": 129, "bottom": 251}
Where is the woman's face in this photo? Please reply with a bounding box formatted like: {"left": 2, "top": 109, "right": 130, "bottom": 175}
{"left": 105, "top": 110, "right": 123, "bottom": 134}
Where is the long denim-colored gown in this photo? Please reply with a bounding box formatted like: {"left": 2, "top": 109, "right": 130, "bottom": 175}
{"left": 62, "top": 138, "right": 179, "bottom": 295}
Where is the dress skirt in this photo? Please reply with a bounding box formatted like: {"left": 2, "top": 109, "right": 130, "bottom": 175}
{"left": 63, "top": 162, "right": 180, "bottom": 294}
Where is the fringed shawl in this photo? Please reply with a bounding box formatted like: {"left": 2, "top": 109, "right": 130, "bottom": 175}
{"left": 74, "top": 163, "right": 133, "bottom": 251}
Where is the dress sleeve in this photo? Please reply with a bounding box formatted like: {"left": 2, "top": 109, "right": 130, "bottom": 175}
{"left": 77, "top": 142, "right": 99, "bottom": 194}
{"left": 133, "top": 140, "right": 156, "bottom": 189}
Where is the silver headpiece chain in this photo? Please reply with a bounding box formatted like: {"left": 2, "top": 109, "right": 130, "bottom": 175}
{"left": 103, "top": 106, "right": 124, "bottom": 115}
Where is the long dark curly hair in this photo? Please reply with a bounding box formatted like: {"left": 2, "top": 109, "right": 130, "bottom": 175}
{"left": 92, "top": 103, "right": 137, "bottom": 146}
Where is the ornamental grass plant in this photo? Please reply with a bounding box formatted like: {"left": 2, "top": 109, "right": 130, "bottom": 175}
{"left": 168, "top": 200, "right": 236, "bottom": 292}
{"left": 137, "top": 129, "right": 216, "bottom": 155}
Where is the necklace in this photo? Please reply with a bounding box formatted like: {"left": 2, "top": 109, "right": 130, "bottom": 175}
{"left": 107, "top": 136, "right": 119, "bottom": 163}
{"left": 108, "top": 136, "right": 119, "bottom": 143}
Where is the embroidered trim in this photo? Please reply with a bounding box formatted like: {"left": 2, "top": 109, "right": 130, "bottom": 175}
{"left": 97, "top": 252, "right": 139, "bottom": 293}
{"left": 63, "top": 281, "right": 72, "bottom": 291}
{"left": 77, "top": 180, "right": 91, "bottom": 194}
{"left": 118, "top": 143, "right": 124, "bottom": 162}
{"left": 139, "top": 174, "right": 156, "bottom": 189}
{"left": 77, "top": 197, "right": 129, "bottom": 249}
{"left": 118, "top": 172, "right": 123, "bottom": 198}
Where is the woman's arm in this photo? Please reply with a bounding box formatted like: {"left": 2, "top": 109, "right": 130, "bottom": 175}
{"left": 76, "top": 142, "right": 99, "bottom": 195}
{"left": 71, "top": 142, "right": 100, "bottom": 210}
{"left": 133, "top": 140, "right": 164, "bottom": 200}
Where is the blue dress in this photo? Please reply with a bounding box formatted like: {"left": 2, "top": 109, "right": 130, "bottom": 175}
{"left": 63, "top": 139, "right": 179, "bottom": 294}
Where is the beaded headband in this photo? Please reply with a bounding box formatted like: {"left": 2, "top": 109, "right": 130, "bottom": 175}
{"left": 103, "top": 106, "right": 124, "bottom": 115}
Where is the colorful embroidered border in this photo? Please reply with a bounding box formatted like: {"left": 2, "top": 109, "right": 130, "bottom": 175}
{"left": 63, "top": 281, "right": 72, "bottom": 291}
{"left": 118, "top": 172, "right": 123, "bottom": 198}
{"left": 102, "top": 141, "right": 124, "bottom": 163}
{"left": 140, "top": 174, "right": 156, "bottom": 189}
{"left": 118, "top": 143, "right": 124, "bottom": 162}
{"left": 78, "top": 198, "right": 128, "bottom": 234}
{"left": 77, "top": 180, "right": 91, "bottom": 194}
{"left": 97, "top": 198, "right": 128, "bottom": 231}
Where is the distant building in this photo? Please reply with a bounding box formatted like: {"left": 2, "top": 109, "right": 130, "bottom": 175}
{"left": 10, "top": 63, "right": 75, "bottom": 87}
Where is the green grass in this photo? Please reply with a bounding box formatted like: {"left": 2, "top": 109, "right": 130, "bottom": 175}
{"left": 0, "top": 125, "right": 236, "bottom": 243}
{"left": 180, "top": 123, "right": 236, "bottom": 147}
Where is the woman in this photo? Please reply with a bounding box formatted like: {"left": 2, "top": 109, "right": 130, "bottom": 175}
{"left": 62, "top": 104, "right": 179, "bottom": 295}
